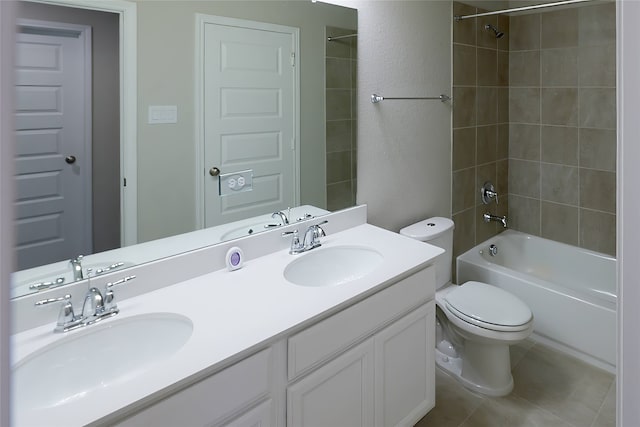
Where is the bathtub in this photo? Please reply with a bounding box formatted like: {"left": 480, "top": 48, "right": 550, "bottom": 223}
{"left": 456, "top": 230, "right": 616, "bottom": 371}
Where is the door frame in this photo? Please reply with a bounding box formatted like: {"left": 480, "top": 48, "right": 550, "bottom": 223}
{"left": 16, "top": 18, "right": 94, "bottom": 258}
{"left": 24, "top": 0, "right": 138, "bottom": 246}
{"left": 194, "top": 13, "right": 300, "bottom": 229}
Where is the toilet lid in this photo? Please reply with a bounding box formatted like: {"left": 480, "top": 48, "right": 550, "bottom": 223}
{"left": 443, "top": 281, "right": 532, "bottom": 329}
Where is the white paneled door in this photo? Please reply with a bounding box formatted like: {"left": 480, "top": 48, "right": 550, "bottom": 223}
{"left": 14, "top": 21, "right": 92, "bottom": 270}
{"left": 202, "top": 16, "right": 298, "bottom": 227}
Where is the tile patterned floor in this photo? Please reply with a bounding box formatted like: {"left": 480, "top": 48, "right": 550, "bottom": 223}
{"left": 415, "top": 341, "right": 616, "bottom": 427}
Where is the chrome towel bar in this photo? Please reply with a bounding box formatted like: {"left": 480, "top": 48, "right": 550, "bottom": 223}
{"left": 371, "top": 93, "right": 451, "bottom": 103}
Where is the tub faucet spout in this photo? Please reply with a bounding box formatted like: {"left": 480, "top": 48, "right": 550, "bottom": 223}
{"left": 483, "top": 212, "right": 507, "bottom": 228}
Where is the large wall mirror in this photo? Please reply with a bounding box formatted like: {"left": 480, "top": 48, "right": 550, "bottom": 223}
{"left": 12, "top": 0, "right": 357, "bottom": 298}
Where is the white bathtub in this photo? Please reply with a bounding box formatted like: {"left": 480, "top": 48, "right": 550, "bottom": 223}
{"left": 456, "top": 230, "right": 616, "bottom": 371}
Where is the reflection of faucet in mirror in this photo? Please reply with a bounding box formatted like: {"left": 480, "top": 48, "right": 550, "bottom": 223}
{"left": 69, "top": 255, "right": 84, "bottom": 281}
{"left": 271, "top": 210, "right": 290, "bottom": 226}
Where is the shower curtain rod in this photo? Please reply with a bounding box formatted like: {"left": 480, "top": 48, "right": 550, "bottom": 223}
{"left": 327, "top": 33, "right": 357, "bottom": 41}
{"left": 454, "top": 0, "right": 595, "bottom": 21}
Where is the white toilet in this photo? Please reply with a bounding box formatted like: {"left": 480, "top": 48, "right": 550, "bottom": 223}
{"left": 400, "top": 217, "right": 533, "bottom": 397}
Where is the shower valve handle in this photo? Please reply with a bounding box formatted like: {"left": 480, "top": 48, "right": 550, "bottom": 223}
{"left": 481, "top": 181, "right": 499, "bottom": 205}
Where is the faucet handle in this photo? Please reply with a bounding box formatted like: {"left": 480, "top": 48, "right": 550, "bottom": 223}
{"left": 105, "top": 275, "right": 136, "bottom": 290}
{"left": 104, "top": 275, "right": 136, "bottom": 312}
{"left": 35, "top": 294, "right": 80, "bottom": 332}
{"left": 481, "top": 181, "right": 499, "bottom": 205}
{"left": 35, "top": 294, "right": 72, "bottom": 307}
{"left": 282, "top": 229, "right": 304, "bottom": 254}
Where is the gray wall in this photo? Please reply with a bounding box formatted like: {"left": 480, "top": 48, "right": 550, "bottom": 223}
{"left": 17, "top": 2, "right": 120, "bottom": 253}
{"left": 507, "top": 2, "right": 617, "bottom": 255}
{"left": 451, "top": 1, "right": 509, "bottom": 273}
{"left": 354, "top": 0, "right": 453, "bottom": 232}
{"left": 326, "top": 25, "right": 357, "bottom": 211}
{"left": 133, "top": 1, "right": 357, "bottom": 243}
{"left": 452, "top": 1, "right": 617, "bottom": 258}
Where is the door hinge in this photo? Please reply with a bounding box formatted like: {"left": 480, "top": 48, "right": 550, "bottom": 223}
{"left": 123, "top": 177, "right": 127, "bottom": 187}
{"left": 290, "top": 52, "right": 296, "bottom": 67}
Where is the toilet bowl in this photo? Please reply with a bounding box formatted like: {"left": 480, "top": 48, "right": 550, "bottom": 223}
{"left": 400, "top": 217, "right": 533, "bottom": 397}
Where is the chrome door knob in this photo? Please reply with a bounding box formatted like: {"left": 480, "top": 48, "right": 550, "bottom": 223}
{"left": 65, "top": 155, "right": 77, "bottom": 164}
{"left": 209, "top": 167, "right": 221, "bottom": 177}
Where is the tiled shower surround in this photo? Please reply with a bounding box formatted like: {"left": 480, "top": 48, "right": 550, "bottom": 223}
{"left": 326, "top": 26, "right": 357, "bottom": 211}
{"left": 452, "top": 1, "right": 616, "bottom": 269}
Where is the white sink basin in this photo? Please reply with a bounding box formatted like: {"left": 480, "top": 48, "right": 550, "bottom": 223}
{"left": 284, "top": 246, "right": 383, "bottom": 287}
{"left": 13, "top": 313, "right": 193, "bottom": 411}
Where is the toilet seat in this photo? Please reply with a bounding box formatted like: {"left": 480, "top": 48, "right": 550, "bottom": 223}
{"left": 442, "top": 281, "right": 533, "bottom": 332}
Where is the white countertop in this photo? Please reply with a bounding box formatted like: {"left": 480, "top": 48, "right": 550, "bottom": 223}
{"left": 12, "top": 223, "right": 443, "bottom": 427}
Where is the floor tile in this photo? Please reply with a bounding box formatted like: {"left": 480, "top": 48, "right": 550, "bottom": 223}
{"left": 414, "top": 370, "right": 485, "bottom": 427}
{"left": 460, "top": 394, "right": 573, "bottom": 427}
{"left": 414, "top": 342, "right": 616, "bottom": 427}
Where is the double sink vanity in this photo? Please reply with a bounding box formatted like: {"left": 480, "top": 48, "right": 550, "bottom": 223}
{"left": 11, "top": 206, "right": 443, "bottom": 427}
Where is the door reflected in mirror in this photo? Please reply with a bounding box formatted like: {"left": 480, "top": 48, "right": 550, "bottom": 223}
{"left": 12, "top": 0, "right": 357, "bottom": 299}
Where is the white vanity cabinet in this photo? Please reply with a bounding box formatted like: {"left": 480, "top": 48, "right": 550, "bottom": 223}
{"left": 111, "top": 266, "right": 436, "bottom": 427}
{"left": 286, "top": 266, "right": 436, "bottom": 427}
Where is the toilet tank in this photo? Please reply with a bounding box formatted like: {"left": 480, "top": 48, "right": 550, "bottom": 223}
{"left": 399, "top": 217, "right": 454, "bottom": 289}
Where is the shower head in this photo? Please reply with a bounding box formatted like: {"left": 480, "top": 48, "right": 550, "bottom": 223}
{"left": 484, "top": 23, "right": 505, "bottom": 39}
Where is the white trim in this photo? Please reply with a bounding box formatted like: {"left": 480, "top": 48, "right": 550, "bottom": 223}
{"left": 0, "top": 2, "right": 15, "bottom": 424}
{"left": 194, "top": 14, "right": 300, "bottom": 229}
{"left": 617, "top": 1, "right": 640, "bottom": 425}
{"left": 25, "top": 0, "right": 138, "bottom": 246}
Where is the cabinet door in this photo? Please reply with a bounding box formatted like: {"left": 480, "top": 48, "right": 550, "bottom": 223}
{"left": 374, "top": 302, "right": 435, "bottom": 427}
{"left": 287, "top": 338, "right": 374, "bottom": 427}
{"left": 222, "top": 399, "right": 273, "bottom": 427}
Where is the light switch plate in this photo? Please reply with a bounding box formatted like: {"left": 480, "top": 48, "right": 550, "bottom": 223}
{"left": 219, "top": 170, "right": 253, "bottom": 196}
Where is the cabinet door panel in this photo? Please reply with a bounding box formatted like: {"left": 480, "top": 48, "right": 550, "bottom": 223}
{"left": 375, "top": 302, "right": 435, "bottom": 427}
{"left": 287, "top": 338, "right": 374, "bottom": 427}
{"left": 223, "top": 399, "right": 273, "bottom": 427}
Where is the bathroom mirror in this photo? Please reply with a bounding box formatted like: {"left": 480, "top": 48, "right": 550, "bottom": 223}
{"left": 12, "top": 0, "right": 357, "bottom": 298}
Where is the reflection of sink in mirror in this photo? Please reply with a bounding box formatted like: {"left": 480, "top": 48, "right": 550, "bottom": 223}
{"left": 13, "top": 313, "right": 193, "bottom": 412}
{"left": 12, "top": 261, "right": 134, "bottom": 296}
{"left": 220, "top": 222, "right": 279, "bottom": 241}
{"left": 11, "top": 205, "right": 330, "bottom": 299}
{"left": 284, "top": 246, "right": 383, "bottom": 287}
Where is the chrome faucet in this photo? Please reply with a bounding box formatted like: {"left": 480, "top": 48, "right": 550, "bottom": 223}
{"left": 81, "top": 287, "right": 106, "bottom": 319}
{"left": 272, "top": 210, "right": 290, "bottom": 225}
{"left": 69, "top": 255, "right": 84, "bottom": 281}
{"left": 302, "top": 220, "right": 328, "bottom": 251}
{"left": 483, "top": 212, "right": 508, "bottom": 228}
{"left": 282, "top": 220, "right": 328, "bottom": 254}
{"left": 35, "top": 275, "right": 135, "bottom": 333}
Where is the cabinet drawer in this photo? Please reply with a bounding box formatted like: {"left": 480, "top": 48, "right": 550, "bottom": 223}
{"left": 287, "top": 266, "right": 434, "bottom": 380}
{"left": 115, "top": 347, "right": 274, "bottom": 427}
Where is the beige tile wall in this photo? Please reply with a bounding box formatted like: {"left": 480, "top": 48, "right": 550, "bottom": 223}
{"left": 326, "top": 26, "right": 357, "bottom": 211}
{"left": 507, "top": 2, "right": 616, "bottom": 255}
{"left": 451, "top": 2, "right": 510, "bottom": 277}
{"left": 452, "top": 2, "right": 617, "bottom": 267}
